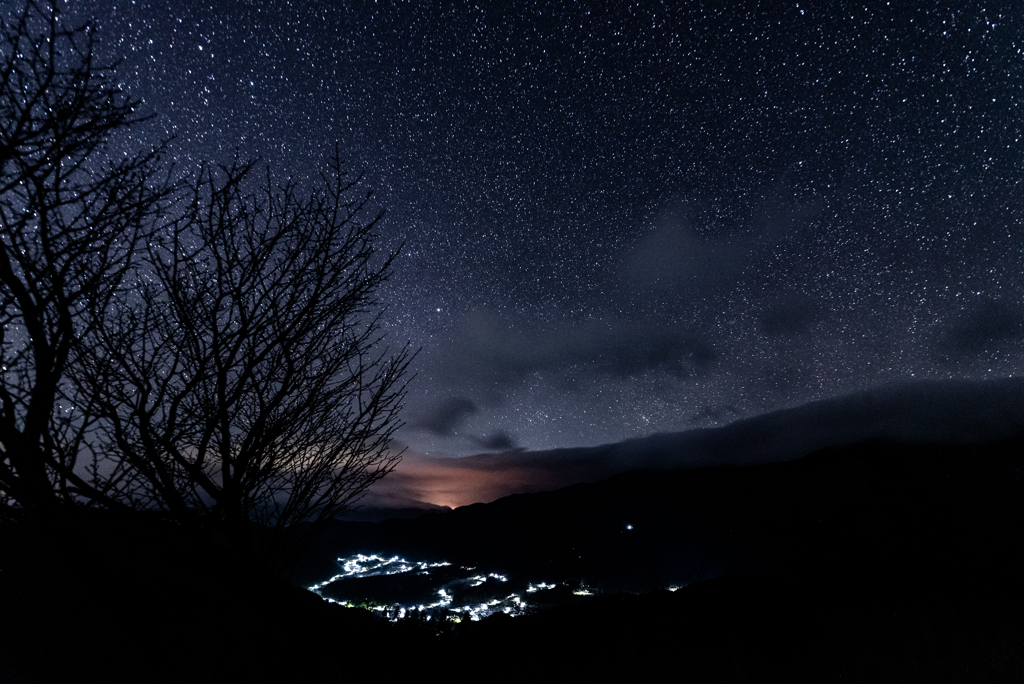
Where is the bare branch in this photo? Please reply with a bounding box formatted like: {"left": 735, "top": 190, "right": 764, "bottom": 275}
{"left": 85, "top": 155, "right": 411, "bottom": 574}
{"left": 0, "top": 0, "right": 172, "bottom": 517}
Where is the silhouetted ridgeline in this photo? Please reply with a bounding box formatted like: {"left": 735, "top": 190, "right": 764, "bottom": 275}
{"left": 361, "top": 377, "right": 1024, "bottom": 514}
{"left": 301, "top": 436, "right": 1024, "bottom": 681}
{"left": 296, "top": 436, "right": 1024, "bottom": 588}
{"left": 3, "top": 436, "right": 1024, "bottom": 682}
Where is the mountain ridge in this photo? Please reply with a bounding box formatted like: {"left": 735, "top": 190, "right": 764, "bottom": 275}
{"left": 360, "top": 376, "right": 1024, "bottom": 516}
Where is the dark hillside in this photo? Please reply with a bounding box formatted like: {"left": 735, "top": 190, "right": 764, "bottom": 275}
{"left": 452, "top": 574, "right": 1024, "bottom": 682}
{"left": 3, "top": 437, "right": 1023, "bottom": 682}
{"left": 0, "top": 511, "right": 395, "bottom": 683}
{"left": 298, "top": 437, "right": 1024, "bottom": 681}
{"left": 296, "top": 437, "right": 1024, "bottom": 591}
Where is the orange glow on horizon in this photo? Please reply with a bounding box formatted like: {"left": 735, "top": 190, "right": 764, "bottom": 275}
{"left": 367, "top": 452, "right": 560, "bottom": 510}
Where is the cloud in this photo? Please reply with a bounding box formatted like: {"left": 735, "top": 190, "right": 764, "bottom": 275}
{"left": 759, "top": 296, "right": 819, "bottom": 336}
{"left": 939, "top": 300, "right": 1024, "bottom": 357}
{"left": 446, "top": 310, "right": 716, "bottom": 389}
{"left": 471, "top": 430, "right": 519, "bottom": 451}
{"left": 369, "top": 377, "right": 1024, "bottom": 511}
{"left": 689, "top": 404, "right": 740, "bottom": 425}
{"left": 618, "top": 193, "right": 821, "bottom": 297}
{"left": 619, "top": 203, "right": 746, "bottom": 292}
{"left": 414, "top": 396, "right": 478, "bottom": 436}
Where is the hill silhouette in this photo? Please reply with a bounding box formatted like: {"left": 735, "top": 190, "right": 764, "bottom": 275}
{"left": 363, "top": 377, "right": 1024, "bottom": 515}
{"left": 299, "top": 435, "right": 1024, "bottom": 681}
{"left": 3, "top": 434, "right": 1024, "bottom": 681}
{"left": 299, "top": 435, "right": 1024, "bottom": 586}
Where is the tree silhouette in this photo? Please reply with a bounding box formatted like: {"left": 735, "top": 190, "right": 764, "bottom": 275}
{"left": 75, "top": 156, "right": 412, "bottom": 574}
{"left": 0, "top": 0, "right": 170, "bottom": 515}
{"left": 1, "top": 0, "right": 411, "bottom": 576}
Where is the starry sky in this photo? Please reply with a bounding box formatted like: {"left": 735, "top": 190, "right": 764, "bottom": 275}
{"left": 63, "top": 0, "right": 1024, "bottom": 457}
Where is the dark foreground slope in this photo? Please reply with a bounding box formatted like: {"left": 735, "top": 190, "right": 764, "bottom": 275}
{"left": 449, "top": 437, "right": 1024, "bottom": 681}
{"left": 453, "top": 572, "right": 1024, "bottom": 683}
{"left": 305, "top": 436, "right": 1024, "bottom": 681}
{"left": 0, "top": 512, "right": 382, "bottom": 683}
{"left": 3, "top": 437, "right": 1024, "bottom": 682}
{"left": 297, "top": 436, "right": 1024, "bottom": 590}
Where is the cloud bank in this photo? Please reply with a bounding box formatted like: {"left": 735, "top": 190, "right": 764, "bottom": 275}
{"left": 364, "top": 377, "right": 1024, "bottom": 514}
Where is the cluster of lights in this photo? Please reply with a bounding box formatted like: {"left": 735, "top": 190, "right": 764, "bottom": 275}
{"left": 525, "top": 582, "right": 557, "bottom": 593}
{"left": 314, "top": 553, "right": 611, "bottom": 622}
{"left": 451, "top": 598, "right": 504, "bottom": 621}
{"left": 468, "top": 572, "right": 508, "bottom": 587}
{"left": 307, "top": 553, "right": 451, "bottom": 592}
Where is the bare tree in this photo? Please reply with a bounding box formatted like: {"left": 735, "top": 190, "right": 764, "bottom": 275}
{"left": 78, "top": 156, "right": 412, "bottom": 574}
{"left": 0, "top": 1, "right": 411, "bottom": 578}
{"left": 0, "top": 0, "right": 169, "bottom": 515}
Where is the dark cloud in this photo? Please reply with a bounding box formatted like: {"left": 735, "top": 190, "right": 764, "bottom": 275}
{"left": 619, "top": 195, "right": 821, "bottom": 299}
{"left": 446, "top": 311, "right": 716, "bottom": 390}
{"left": 689, "top": 405, "right": 741, "bottom": 425}
{"left": 471, "top": 431, "right": 519, "bottom": 451}
{"left": 939, "top": 301, "right": 1024, "bottom": 357}
{"left": 619, "top": 203, "right": 746, "bottom": 293}
{"left": 760, "top": 296, "right": 819, "bottom": 336}
{"left": 415, "top": 397, "right": 477, "bottom": 436}
{"left": 371, "top": 378, "right": 1024, "bottom": 511}
{"left": 602, "top": 328, "right": 716, "bottom": 378}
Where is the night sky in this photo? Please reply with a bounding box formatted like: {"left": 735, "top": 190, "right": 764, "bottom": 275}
{"left": 64, "top": 1, "right": 1024, "bottom": 458}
